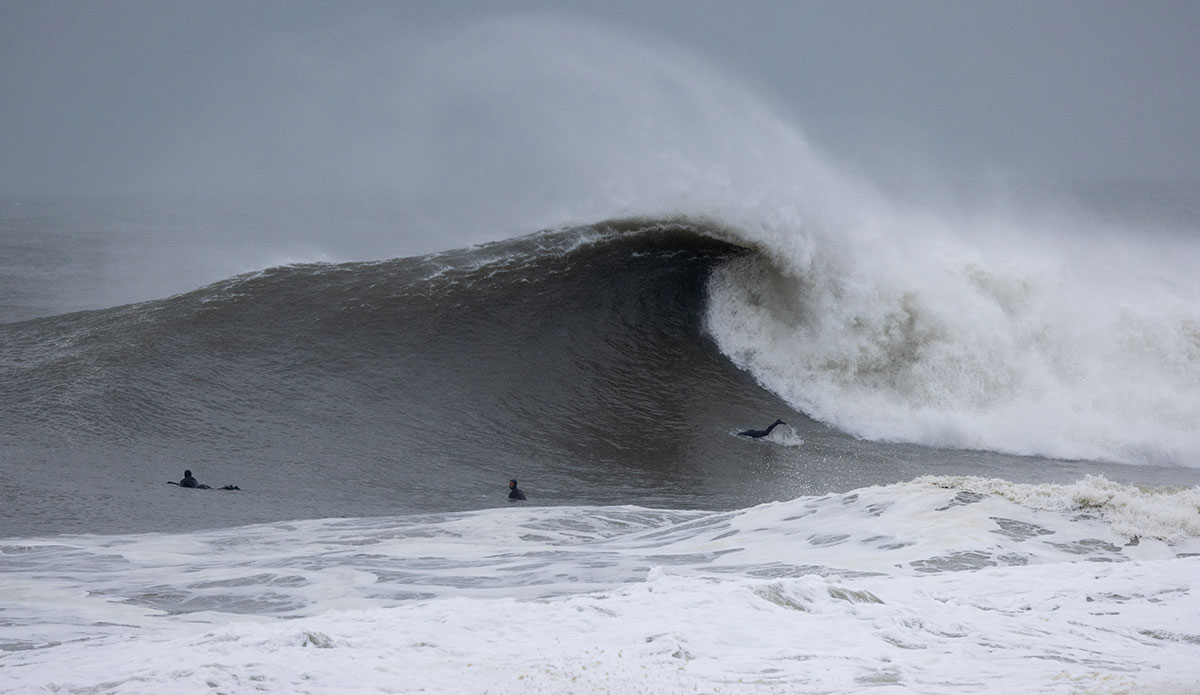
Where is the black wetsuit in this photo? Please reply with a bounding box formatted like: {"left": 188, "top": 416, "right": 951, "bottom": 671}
{"left": 170, "top": 470, "right": 234, "bottom": 490}
{"left": 177, "top": 470, "right": 214, "bottom": 489}
{"left": 508, "top": 480, "right": 527, "bottom": 500}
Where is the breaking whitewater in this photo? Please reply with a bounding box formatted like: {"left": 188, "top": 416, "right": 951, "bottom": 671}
{"left": 3, "top": 475, "right": 1200, "bottom": 694}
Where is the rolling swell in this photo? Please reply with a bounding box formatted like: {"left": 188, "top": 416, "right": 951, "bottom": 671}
{"left": 0, "top": 219, "right": 818, "bottom": 532}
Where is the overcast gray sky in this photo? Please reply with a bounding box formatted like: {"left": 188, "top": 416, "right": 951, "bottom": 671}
{"left": 2, "top": 0, "right": 1198, "bottom": 199}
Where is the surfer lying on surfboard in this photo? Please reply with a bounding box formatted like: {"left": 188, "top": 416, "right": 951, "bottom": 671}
{"left": 167, "top": 469, "right": 240, "bottom": 490}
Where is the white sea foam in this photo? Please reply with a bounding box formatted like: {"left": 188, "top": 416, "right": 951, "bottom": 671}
{"left": 3, "top": 477, "right": 1199, "bottom": 694}
{"left": 704, "top": 202, "right": 1200, "bottom": 468}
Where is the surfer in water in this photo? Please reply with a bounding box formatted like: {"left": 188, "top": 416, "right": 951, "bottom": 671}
{"left": 168, "top": 469, "right": 239, "bottom": 490}
{"left": 508, "top": 479, "right": 526, "bottom": 501}
{"left": 738, "top": 419, "right": 787, "bottom": 438}
{"left": 177, "top": 469, "right": 206, "bottom": 489}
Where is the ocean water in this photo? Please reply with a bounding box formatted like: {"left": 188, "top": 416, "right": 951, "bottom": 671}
{"left": 2, "top": 188, "right": 1200, "bottom": 694}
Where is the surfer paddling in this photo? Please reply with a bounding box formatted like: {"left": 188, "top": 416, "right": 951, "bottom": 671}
{"left": 738, "top": 419, "right": 787, "bottom": 438}
{"left": 167, "top": 469, "right": 239, "bottom": 490}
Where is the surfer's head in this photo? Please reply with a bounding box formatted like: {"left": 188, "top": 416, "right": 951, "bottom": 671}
{"left": 509, "top": 479, "right": 518, "bottom": 489}
{"left": 184, "top": 469, "right": 192, "bottom": 477}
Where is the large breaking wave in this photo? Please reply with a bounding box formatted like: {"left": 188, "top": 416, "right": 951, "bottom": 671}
{"left": 4, "top": 212, "right": 1199, "bottom": 487}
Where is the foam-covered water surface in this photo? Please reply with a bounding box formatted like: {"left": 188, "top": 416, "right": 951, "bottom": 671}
{"left": 3, "top": 477, "right": 1198, "bottom": 693}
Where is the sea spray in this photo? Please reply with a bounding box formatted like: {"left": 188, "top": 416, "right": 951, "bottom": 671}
{"left": 396, "top": 16, "right": 1200, "bottom": 468}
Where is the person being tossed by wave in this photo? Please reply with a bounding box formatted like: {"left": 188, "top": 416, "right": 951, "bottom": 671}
{"left": 738, "top": 419, "right": 787, "bottom": 438}
{"left": 168, "top": 469, "right": 240, "bottom": 490}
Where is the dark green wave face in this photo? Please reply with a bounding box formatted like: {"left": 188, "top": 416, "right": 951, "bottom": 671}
{"left": 0, "top": 220, "right": 798, "bottom": 534}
